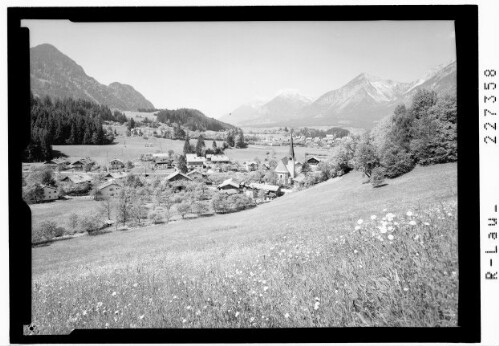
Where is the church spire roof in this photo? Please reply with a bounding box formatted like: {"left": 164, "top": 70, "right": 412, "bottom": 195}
{"left": 289, "top": 131, "right": 295, "bottom": 160}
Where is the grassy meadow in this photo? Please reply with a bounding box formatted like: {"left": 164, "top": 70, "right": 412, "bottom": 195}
{"left": 53, "top": 133, "right": 326, "bottom": 167}
{"left": 29, "top": 163, "right": 458, "bottom": 333}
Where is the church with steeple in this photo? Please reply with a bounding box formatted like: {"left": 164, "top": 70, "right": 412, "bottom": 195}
{"left": 275, "top": 132, "right": 299, "bottom": 185}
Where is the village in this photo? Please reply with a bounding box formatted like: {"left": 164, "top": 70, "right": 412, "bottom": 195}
{"left": 24, "top": 130, "right": 333, "bottom": 244}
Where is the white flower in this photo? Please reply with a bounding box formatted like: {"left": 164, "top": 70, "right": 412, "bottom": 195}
{"left": 409, "top": 220, "right": 417, "bottom": 226}
{"left": 447, "top": 213, "right": 452, "bottom": 217}
{"left": 406, "top": 211, "right": 413, "bottom": 217}
{"left": 452, "top": 271, "right": 457, "bottom": 277}
{"left": 284, "top": 313, "right": 290, "bottom": 319}
{"left": 357, "top": 219, "right": 364, "bottom": 225}
{"left": 371, "top": 215, "right": 377, "bottom": 220}
{"left": 314, "top": 302, "right": 320, "bottom": 310}
{"left": 111, "top": 291, "right": 117, "bottom": 296}
{"left": 315, "top": 297, "right": 320, "bottom": 301}
{"left": 379, "top": 227, "right": 387, "bottom": 234}
{"left": 387, "top": 226, "right": 394, "bottom": 232}
{"left": 196, "top": 310, "right": 201, "bottom": 316}
{"left": 354, "top": 249, "right": 358, "bottom": 254}
{"left": 263, "top": 286, "right": 269, "bottom": 291}
{"left": 414, "top": 234, "right": 420, "bottom": 240}
{"left": 186, "top": 306, "right": 191, "bottom": 310}
{"left": 403, "top": 287, "right": 409, "bottom": 292}
{"left": 97, "top": 302, "right": 103, "bottom": 308}
{"left": 355, "top": 225, "right": 361, "bottom": 231}
{"left": 139, "top": 314, "right": 145, "bottom": 320}
{"left": 250, "top": 317, "right": 255, "bottom": 322}
{"left": 182, "top": 318, "right": 187, "bottom": 323}
{"left": 387, "top": 234, "right": 394, "bottom": 241}
{"left": 386, "top": 213, "right": 395, "bottom": 221}
{"left": 114, "top": 310, "right": 119, "bottom": 315}
{"left": 235, "top": 312, "right": 240, "bottom": 317}
{"left": 133, "top": 283, "right": 138, "bottom": 288}
{"left": 383, "top": 208, "right": 387, "bottom": 212}
{"left": 424, "top": 222, "right": 430, "bottom": 226}
{"left": 82, "top": 310, "right": 87, "bottom": 316}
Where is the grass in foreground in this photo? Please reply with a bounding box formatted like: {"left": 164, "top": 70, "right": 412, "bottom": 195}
{"left": 28, "top": 164, "right": 458, "bottom": 333}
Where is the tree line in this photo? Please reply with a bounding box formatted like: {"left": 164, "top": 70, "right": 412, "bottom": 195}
{"left": 155, "top": 108, "right": 235, "bottom": 132}
{"left": 24, "top": 94, "right": 121, "bottom": 162}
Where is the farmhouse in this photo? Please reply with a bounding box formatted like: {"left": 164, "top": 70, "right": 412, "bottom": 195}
{"left": 164, "top": 171, "right": 192, "bottom": 183}
{"left": 95, "top": 181, "right": 123, "bottom": 200}
{"left": 109, "top": 158, "right": 125, "bottom": 171}
{"left": 210, "top": 155, "right": 230, "bottom": 164}
{"left": 248, "top": 183, "right": 282, "bottom": 197}
{"left": 41, "top": 185, "right": 58, "bottom": 201}
{"left": 305, "top": 156, "right": 321, "bottom": 166}
{"left": 186, "top": 170, "right": 205, "bottom": 181}
{"left": 60, "top": 173, "right": 93, "bottom": 185}
{"left": 186, "top": 154, "right": 206, "bottom": 168}
{"left": 218, "top": 178, "right": 240, "bottom": 194}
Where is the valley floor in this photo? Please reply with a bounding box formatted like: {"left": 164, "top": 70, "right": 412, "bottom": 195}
{"left": 29, "top": 163, "right": 458, "bottom": 332}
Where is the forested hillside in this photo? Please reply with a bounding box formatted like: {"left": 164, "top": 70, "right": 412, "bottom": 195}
{"left": 24, "top": 94, "right": 120, "bottom": 162}
{"left": 155, "top": 108, "right": 235, "bottom": 132}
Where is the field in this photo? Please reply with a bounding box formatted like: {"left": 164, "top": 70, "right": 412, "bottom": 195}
{"left": 30, "top": 199, "right": 104, "bottom": 231}
{"left": 53, "top": 134, "right": 325, "bottom": 166}
{"left": 29, "top": 163, "right": 458, "bottom": 333}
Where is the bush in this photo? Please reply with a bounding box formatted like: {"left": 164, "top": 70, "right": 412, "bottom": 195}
{"left": 148, "top": 210, "right": 164, "bottom": 224}
{"left": 78, "top": 215, "right": 101, "bottom": 234}
{"left": 32, "top": 220, "right": 60, "bottom": 243}
{"left": 370, "top": 167, "right": 386, "bottom": 188}
{"left": 380, "top": 143, "right": 415, "bottom": 178}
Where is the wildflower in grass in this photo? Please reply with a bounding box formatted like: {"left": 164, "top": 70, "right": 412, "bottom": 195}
{"left": 105, "top": 323, "right": 109, "bottom": 328}
{"left": 424, "top": 222, "right": 430, "bottom": 226}
{"left": 114, "top": 310, "right": 119, "bottom": 315}
{"left": 448, "top": 212, "right": 453, "bottom": 216}
{"left": 133, "top": 283, "right": 138, "bottom": 288}
{"left": 97, "top": 302, "right": 103, "bottom": 308}
{"left": 414, "top": 234, "right": 420, "bottom": 240}
{"left": 314, "top": 301, "right": 320, "bottom": 310}
{"left": 263, "top": 286, "right": 269, "bottom": 291}
{"left": 112, "top": 291, "right": 117, "bottom": 296}
{"left": 357, "top": 219, "right": 363, "bottom": 225}
{"left": 250, "top": 317, "right": 255, "bottom": 323}
{"left": 182, "top": 319, "right": 187, "bottom": 324}
{"left": 195, "top": 310, "right": 201, "bottom": 316}
{"left": 388, "top": 234, "right": 394, "bottom": 241}
{"left": 284, "top": 313, "right": 290, "bottom": 319}
{"left": 371, "top": 215, "right": 377, "bottom": 220}
{"left": 354, "top": 249, "right": 358, "bottom": 254}
{"left": 403, "top": 287, "right": 409, "bottom": 292}
{"left": 355, "top": 225, "right": 361, "bottom": 231}
{"left": 173, "top": 295, "right": 178, "bottom": 299}
{"left": 203, "top": 305, "right": 207, "bottom": 309}
{"left": 139, "top": 314, "right": 145, "bottom": 320}
{"left": 409, "top": 220, "right": 417, "bottom": 226}
{"left": 262, "top": 280, "right": 267, "bottom": 284}
{"left": 379, "top": 227, "right": 387, "bottom": 234}
{"left": 452, "top": 271, "right": 457, "bottom": 277}
{"left": 235, "top": 312, "right": 240, "bottom": 318}
{"left": 383, "top": 208, "right": 387, "bottom": 212}
{"left": 186, "top": 306, "right": 192, "bottom": 310}
{"left": 386, "top": 213, "right": 395, "bottom": 221}
{"left": 82, "top": 310, "right": 87, "bottom": 316}
{"left": 406, "top": 211, "right": 413, "bottom": 217}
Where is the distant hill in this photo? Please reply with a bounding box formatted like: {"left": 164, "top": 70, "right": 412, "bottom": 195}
{"left": 224, "top": 61, "right": 456, "bottom": 129}
{"left": 155, "top": 108, "right": 236, "bottom": 132}
{"left": 30, "top": 43, "right": 155, "bottom": 111}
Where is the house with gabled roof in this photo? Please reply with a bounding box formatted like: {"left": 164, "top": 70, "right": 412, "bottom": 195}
{"left": 164, "top": 171, "right": 192, "bottom": 183}
{"left": 217, "top": 178, "right": 240, "bottom": 194}
{"left": 95, "top": 180, "right": 123, "bottom": 200}
{"left": 186, "top": 154, "right": 206, "bottom": 167}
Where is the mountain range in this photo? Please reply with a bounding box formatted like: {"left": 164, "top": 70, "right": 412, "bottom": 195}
{"left": 220, "top": 61, "right": 456, "bottom": 129}
{"left": 30, "top": 44, "right": 155, "bottom": 111}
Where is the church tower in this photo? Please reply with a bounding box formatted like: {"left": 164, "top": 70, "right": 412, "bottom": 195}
{"left": 287, "top": 131, "right": 296, "bottom": 179}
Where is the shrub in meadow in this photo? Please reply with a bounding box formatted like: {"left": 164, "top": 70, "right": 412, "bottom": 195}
{"left": 148, "top": 210, "right": 164, "bottom": 224}
{"left": 78, "top": 215, "right": 101, "bottom": 234}
{"left": 370, "top": 167, "right": 386, "bottom": 188}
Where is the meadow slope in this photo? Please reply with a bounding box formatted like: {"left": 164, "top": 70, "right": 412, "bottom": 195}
{"left": 30, "top": 163, "right": 458, "bottom": 333}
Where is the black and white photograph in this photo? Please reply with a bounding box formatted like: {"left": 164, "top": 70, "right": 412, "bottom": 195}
{"left": 4, "top": 4, "right": 484, "bottom": 343}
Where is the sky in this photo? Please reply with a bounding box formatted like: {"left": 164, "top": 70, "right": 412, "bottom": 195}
{"left": 22, "top": 20, "right": 455, "bottom": 118}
